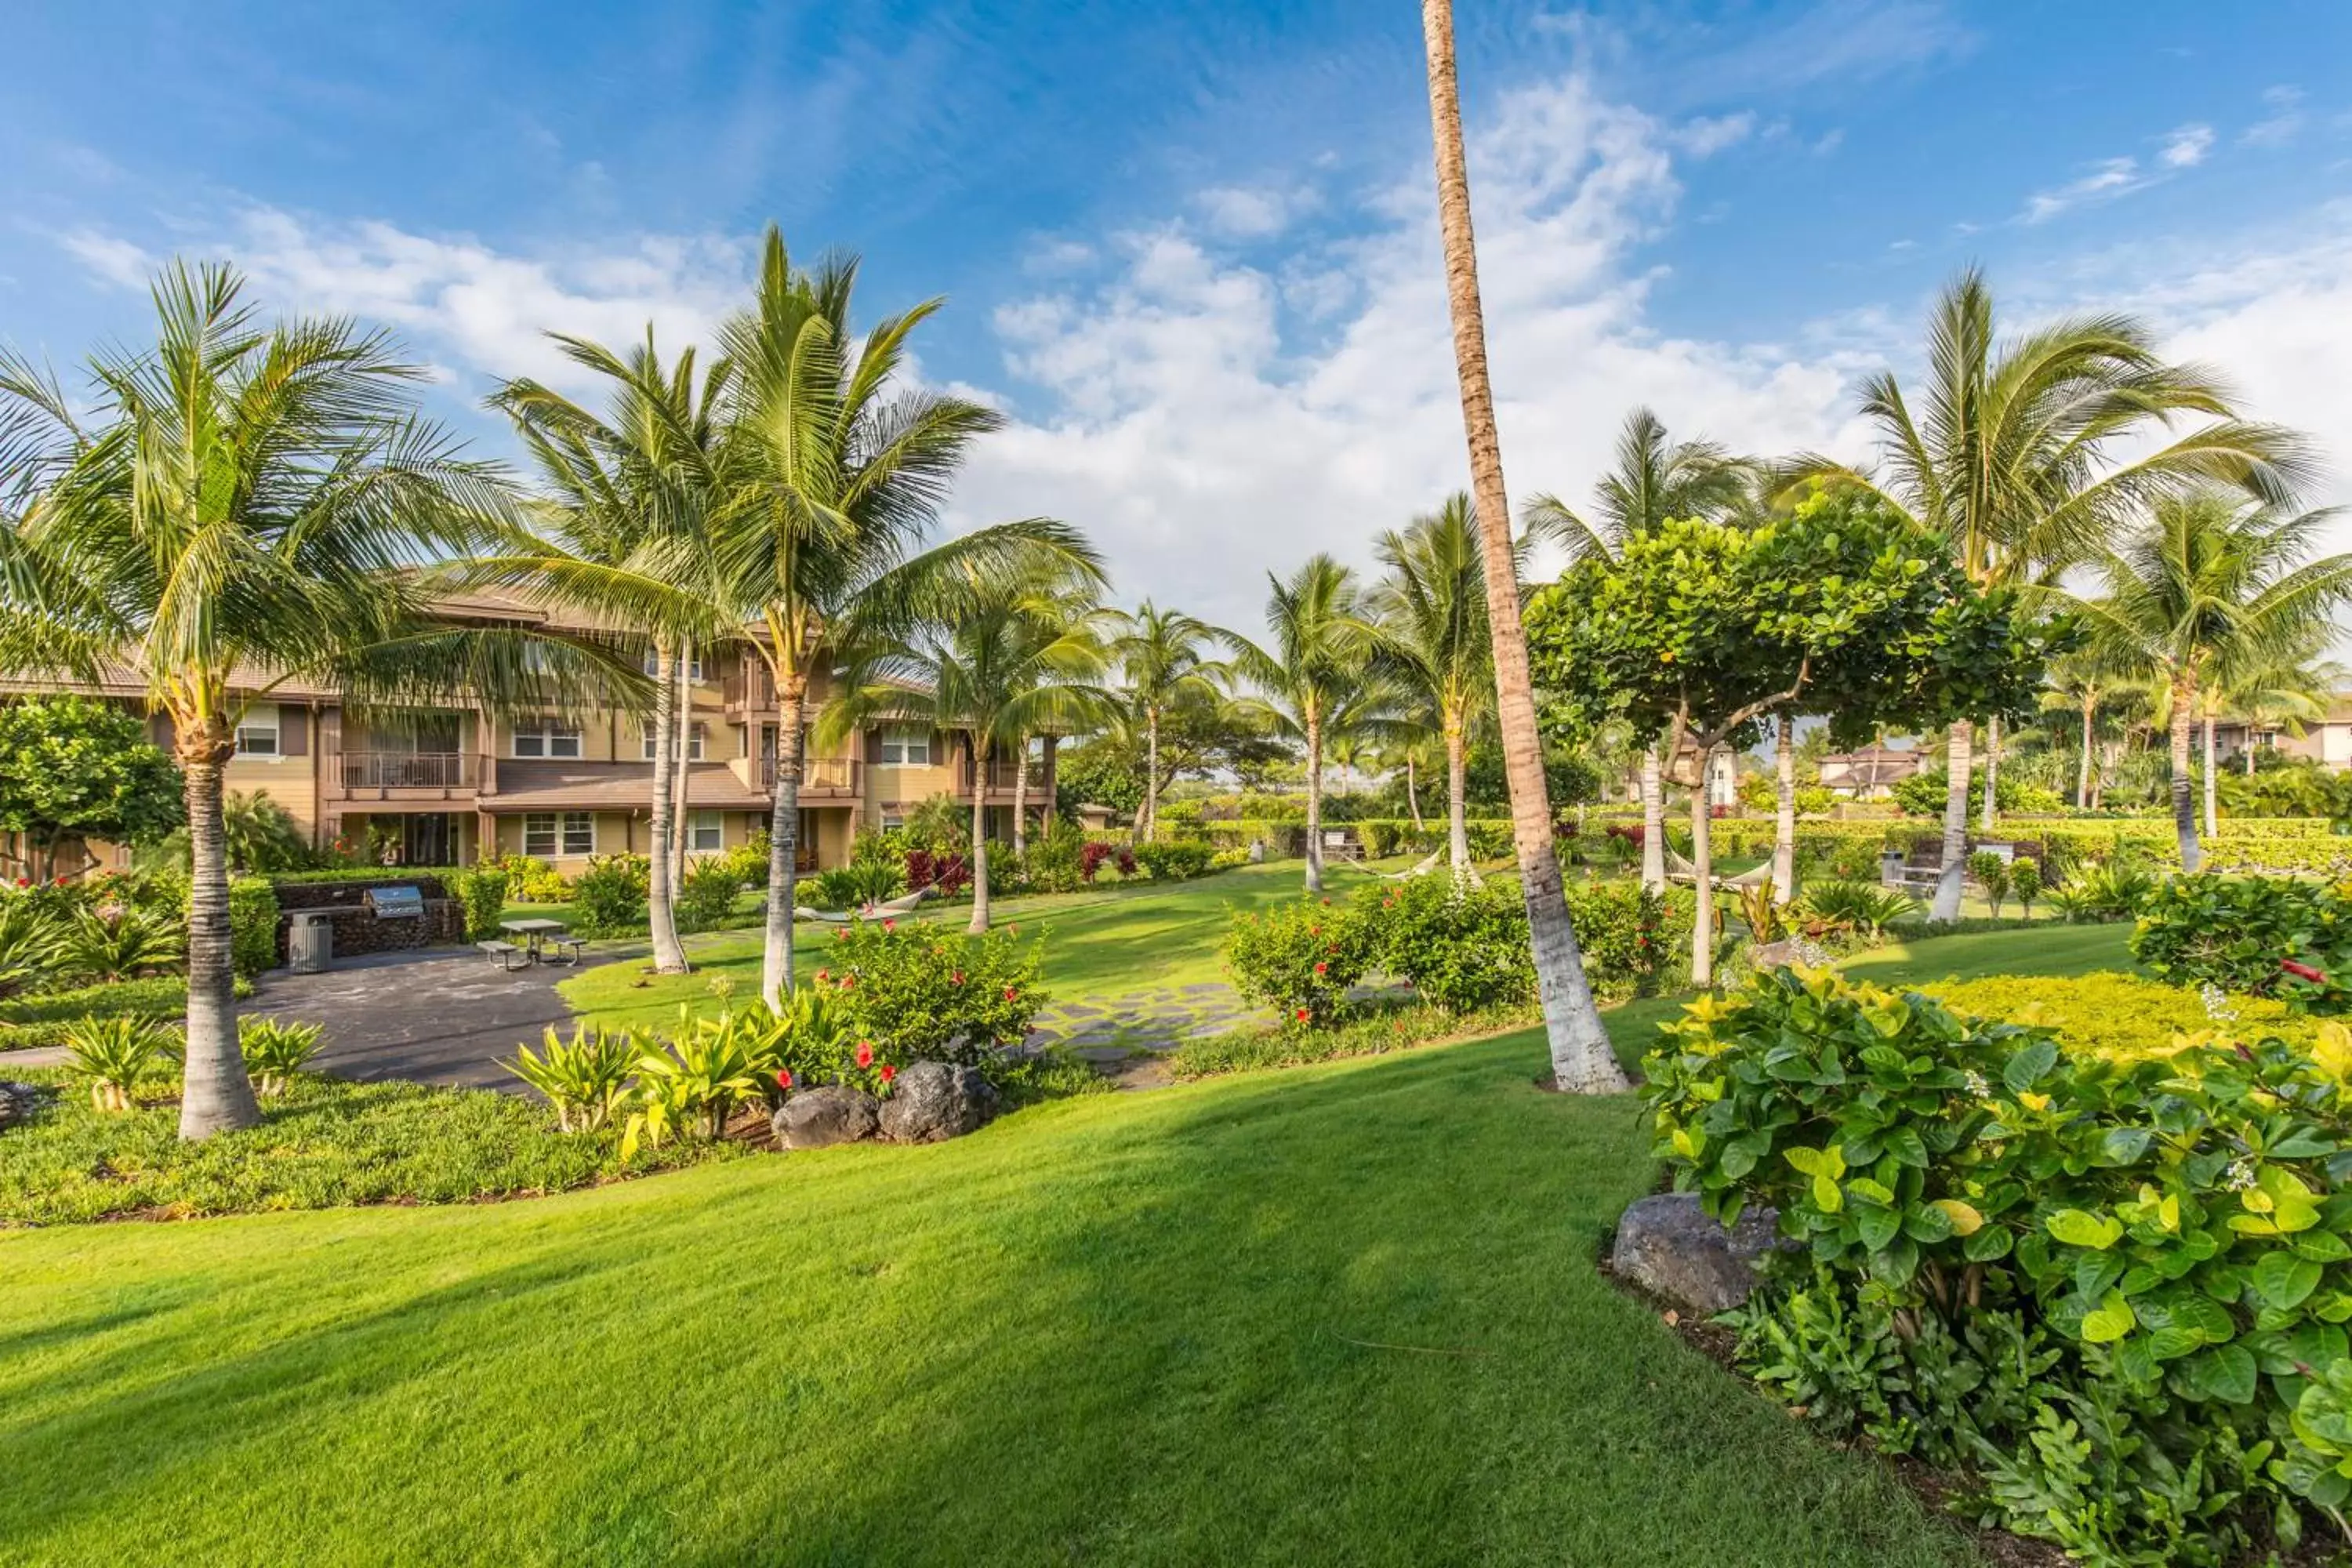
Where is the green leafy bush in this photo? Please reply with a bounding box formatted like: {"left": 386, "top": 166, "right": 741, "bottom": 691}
{"left": 42, "top": 906, "right": 185, "bottom": 984}
{"left": 238, "top": 1018, "right": 324, "bottom": 1098}
{"left": 1018, "top": 820, "right": 1088, "bottom": 894}
{"left": 1797, "top": 878, "right": 1915, "bottom": 939}
{"left": 481, "top": 852, "right": 571, "bottom": 903}
{"left": 2132, "top": 872, "right": 2352, "bottom": 1013}
{"left": 1360, "top": 874, "right": 1532, "bottom": 1012}
{"left": 1134, "top": 839, "right": 1215, "bottom": 882}
{"left": 63, "top": 1015, "right": 180, "bottom": 1112}
{"left": 1644, "top": 967, "right": 2352, "bottom": 1563}
{"left": 815, "top": 920, "right": 1046, "bottom": 1065}
{"left": 1225, "top": 898, "right": 1377, "bottom": 1028}
{"left": 2009, "top": 856, "right": 2042, "bottom": 916}
{"left": 1968, "top": 850, "right": 2011, "bottom": 916}
{"left": 568, "top": 855, "right": 649, "bottom": 937}
{"left": 448, "top": 866, "right": 510, "bottom": 942}
{"left": 228, "top": 877, "right": 280, "bottom": 977}
{"left": 1563, "top": 877, "right": 1697, "bottom": 998}
{"left": 505, "top": 1024, "right": 644, "bottom": 1133}
{"left": 674, "top": 857, "right": 744, "bottom": 931}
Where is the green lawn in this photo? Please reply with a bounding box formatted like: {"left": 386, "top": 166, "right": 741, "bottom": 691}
{"left": 0, "top": 1023, "right": 1977, "bottom": 1567}
{"left": 562, "top": 858, "right": 1417, "bottom": 1033}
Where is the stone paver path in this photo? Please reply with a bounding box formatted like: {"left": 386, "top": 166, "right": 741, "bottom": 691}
{"left": 1022, "top": 982, "right": 1268, "bottom": 1068}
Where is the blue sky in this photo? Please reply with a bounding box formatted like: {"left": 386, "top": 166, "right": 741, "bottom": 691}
{"left": 5, "top": 2, "right": 2350, "bottom": 629}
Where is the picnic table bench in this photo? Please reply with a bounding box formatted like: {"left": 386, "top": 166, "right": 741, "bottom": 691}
{"left": 1321, "top": 829, "right": 1365, "bottom": 863}
{"left": 477, "top": 939, "right": 529, "bottom": 971}
{"left": 495, "top": 917, "right": 580, "bottom": 966}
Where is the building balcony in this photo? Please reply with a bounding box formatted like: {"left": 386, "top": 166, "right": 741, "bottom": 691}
{"left": 957, "top": 761, "right": 1052, "bottom": 798}
{"left": 723, "top": 660, "right": 777, "bottom": 720}
{"left": 332, "top": 751, "right": 480, "bottom": 800}
{"left": 758, "top": 756, "right": 862, "bottom": 799}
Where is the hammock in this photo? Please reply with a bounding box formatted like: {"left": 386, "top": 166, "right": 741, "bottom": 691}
{"left": 1372, "top": 849, "right": 1445, "bottom": 882}
{"left": 792, "top": 887, "right": 936, "bottom": 924}
{"left": 1663, "top": 844, "right": 1775, "bottom": 890}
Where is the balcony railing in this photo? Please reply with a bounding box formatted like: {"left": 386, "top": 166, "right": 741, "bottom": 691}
{"left": 339, "top": 752, "right": 477, "bottom": 793}
{"left": 963, "top": 760, "right": 1051, "bottom": 794}
{"left": 761, "top": 757, "right": 862, "bottom": 796}
{"left": 724, "top": 659, "right": 776, "bottom": 716}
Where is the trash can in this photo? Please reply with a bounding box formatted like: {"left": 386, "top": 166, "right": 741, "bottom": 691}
{"left": 289, "top": 911, "right": 333, "bottom": 974}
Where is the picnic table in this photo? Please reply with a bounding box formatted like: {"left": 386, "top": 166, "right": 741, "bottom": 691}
{"left": 493, "top": 917, "right": 582, "bottom": 967}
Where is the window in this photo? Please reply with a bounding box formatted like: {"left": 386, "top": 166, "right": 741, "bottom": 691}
{"left": 688, "top": 810, "right": 724, "bottom": 854}
{"left": 640, "top": 648, "right": 705, "bottom": 681}
{"left": 234, "top": 704, "right": 280, "bottom": 757}
{"left": 523, "top": 811, "right": 595, "bottom": 858}
{"left": 880, "top": 813, "right": 905, "bottom": 832}
{"left": 513, "top": 718, "right": 583, "bottom": 759}
{"left": 642, "top": 723, "right": 706, "bottom": 761}
{"left": 879, "top": 726, "right": 931, "bottom": 766}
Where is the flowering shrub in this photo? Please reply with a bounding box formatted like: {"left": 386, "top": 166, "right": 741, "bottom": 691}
{"left": 1560, "top": 878, "right": 1695, "bottom": 998}
{"left": 2132, "top": 872, "right": 2352, "bottom": 1013}
{"left": 1224, "top": 898, "right": 1377, "bottom": 1028}
{"left": 568, "top": 855, "right": 649, "bottom": 936}
{"left": 1080, "top": 840, "right": 1136, "bottom": 882}
{"left": 1361, "top": 874, "right": 1532, "bottom": 1012}
{"left": 1646, "top": 966, "right": 2352, "bottom": 1563}
{"left": 905, "top": 847, "right": 972, "bottom": 897}
{"left": 817, "top": 920, "right": 1044, "bottom": 1065}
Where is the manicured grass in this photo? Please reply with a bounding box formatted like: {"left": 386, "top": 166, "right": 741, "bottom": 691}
{"left": 0, "top": 1069, "right": 738, "bottom": 1224}
{"left": 562, "top": 859, "right": 1417, "bottom": 1033}
{"left": 1838, "top": 919, "right": 2132, "bottom": 985}
{"left": 0, "top": 1029, "right": 1975, "bottom": 1567}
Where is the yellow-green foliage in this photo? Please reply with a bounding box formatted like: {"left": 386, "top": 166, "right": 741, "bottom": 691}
{"left": 1917, "top": 970, "right": 2314, "bottom": 1063}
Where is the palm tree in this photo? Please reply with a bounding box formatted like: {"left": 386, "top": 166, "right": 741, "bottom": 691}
{"left": 1524, "top": 408, "right": 1755, "bottom": 895}
{"left": 826, "top": 562, "right": 1109, "bottom": 932}
{"left": 1421, "top": 0, "right": 1622, "bottom": 1094}
{"left": 1802, "top": 267, "right": 2313, "bottom": 916}
{"left": 1370, "top": 493, "right": 1494, "bottom": 877}
{"left": 483, "top": 329, "right": 732, "bottom": 976}
{"left": 1108, "top": 603, "right": 1226, "bottom": 844}
{"left": 0, "top": 261, "right": 636, "bottom": 1138}
{"left": 713, "top": 228, "right": 1094, "bottom": 1007}
{"left": 1226, "top": 557, "right": 1380, "bottom": 895}
{"left": 2074, "top": 492, "right": 2352, "bottom": 869}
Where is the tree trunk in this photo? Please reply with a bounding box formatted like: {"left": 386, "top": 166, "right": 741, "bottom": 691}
{"left": 1304, "top": 709, "right": 1325, "bottom": 895}
{"left": 646, "top": 644, "right": 689, "bottom": 974}
{"left": 1421, "top": 0, "right": 1622, "bottom": 1093}
{"left": 1406, "top": 753, "right": 1425, "bottom": 832}
{"left": 968, "top": 733, "right": 992, "bottom": 934}
{"left": 671, "top": 643, "right": 693, "bottom": 891}
{"left": 2172, "top": 681, "right": 2201, "bottom": 871}
{"left": 1689, "top": 754, "right": 1717, "bottom": 988}
{"left": 1445, "top": 720, "right": 1472, "bottom": 874}
{"left": 2202, "top": 714, "right": 2218, "bottom": 840}
{"left": 1011, "top": 733, "right": 1029, "bottom": 859}
{"left": 1929, "top": 720, "right": 1970, "bottom": 922}
{"left": 1144, "top": 705, "right": 1161, "bottom": 844}
{"left": 2078, "top": 695, "right": 2095, "bottom": 809}
{"left": 759, "top": 681, "right": 806, "bottom": 1014}
{"left": 177, "top": 743, "right": 260, "bottom": 1138}
{"left": 1639, "top": 744, "right": 1666, "bottom": 892}
{"left": 2246, "top": 739, "right": 2257, "bottom": 777}
{"left": 1979, "top": 713, "right": 2000, "bottom": 833}
{"left": 1772, "top": 710, "right": 1796, "bottom": 904}
{"left": 1040, "top": 734, "right": 1061, "bottom": 830}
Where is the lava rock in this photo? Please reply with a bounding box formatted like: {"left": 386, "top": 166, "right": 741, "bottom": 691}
{"left": 773, "top": 1086, "right": 880, "bottom": 1150}
{"left": 0, "top": 1080, "right": 35, "bottom": 1132}
{"left": 1610, "top": 1192, "right": 1787, "bottom": 1314}
{"left": 1748, "top": 937, "right": 1833, "bottom": 973}
{"left": 877, "top": 1061, "right": 997, "bottom": 1144}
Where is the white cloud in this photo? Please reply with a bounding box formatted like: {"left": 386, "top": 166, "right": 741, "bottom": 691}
{"left": 58, "top": 229, "right": 153, "bottom": 289}
{"left": 2021, "top": 157, "right": 2149, "bottom": 223}
{"left": 2243, "top": 85, "right": 2307, "bottom": 148}
{"left": 1672, "top": 112, "right": 1755, "bottom": 158}
{"left": 2158, "top": 123, "right": 2215, "bottom": 169}
{"left": 1195, "top": 185, "right": 1304, "bottom": 241}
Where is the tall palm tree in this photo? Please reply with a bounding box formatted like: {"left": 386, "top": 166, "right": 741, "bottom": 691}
{"left": 1370, "top": 492, "right": 1494, "bottom": 876}
{"left": 1525, "top": 408, "right": 1755, "bottom": 895}
{"left": 1226, "top": 557, "right": 1380, "bottom": 895}
{"left": 1802, "top": 268, "right": 2313, "bottom": 916}
{"left": 826, "top": 561, "right": 1109, "bottom": 932}
{"left": 2074, "top": 492, "right": 2352, "bottom": 869}
{"left": 713, "top": 228, "right": 1092, "bottom": 1007}
{"left": 0, "top": 261, "right": 636, "bottom": 1138}
{"left": 1421, "top": 0, "right": 1622, "bottom": 1094}
{"left": 483, "top": 329, "right": 732, "bottom": 975}
{"left": 1108, "top": 603, "right": 1226, "bottom": 844}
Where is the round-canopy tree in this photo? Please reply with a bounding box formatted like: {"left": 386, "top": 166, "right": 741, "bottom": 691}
{"left": 0, "top": 695, "right": 183, "bottom": 878}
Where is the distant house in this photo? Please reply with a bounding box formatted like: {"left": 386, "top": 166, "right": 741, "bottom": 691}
{"left": 2209, "top": 698, "right": 2352, "bottom": 771}
{"left": 1820, "top": 742, "right": 1922, "bottom": 799}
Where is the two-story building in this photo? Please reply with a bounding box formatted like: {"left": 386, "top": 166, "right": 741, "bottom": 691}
{"left": 4, "top": 591, "right": 1054, "bottom": 876}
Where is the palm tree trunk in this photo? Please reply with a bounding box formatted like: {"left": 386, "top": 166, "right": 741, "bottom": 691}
{"left": 646, "top": 643, "right": 689, "bottom": 974}
{"left": 671, "top": 643, "right": 693, "bottom": 892}
{"left": 2078, "top": 695, "right": 2095, "bottom": 810}
{"left": 1304, "top": 710, "right": 1325, "bottom": 895}
{"left": 177, "top": 744, "right": 260, "bottom": 1138}
{"left": 1405, "top": 753, "right": 1425, "bottom": 832}
{"left": 2202, "top": 715, "right": 2219, "bottom": 839}
{"left": 2171, "top": 678, "right": 2201, "bottom": 873}
{"left": 1011, "top": 734, "right": 1029, "bottom": 859}
{"left": 2246, "top": 741, "right": 2256, "bottom": 777}
{"left": 1639, "top": 744, "right": 1666, "bottom": 892}
{"left": 1144, "top": 706, "right": 1161, "bottom": 844}
{"left": 1445, "top": 720, "right": 1471, "bottom": 874}
{"left": 1040, "top": 734, "right": 1061, "bottom": 830}
{"left": 1929, "top": 720, "right": 1970, "bottom": 922}
{"left": 1979, "top": 713, "right": 2000, "bottom": 833}
{"left": 1421, "top": 0, "right": 1621, "bottom": 1093}
{"left": 759, "top": 679, "right": 805, "bottom": 1014}
{"left": 1772, "top": 710, "right": 1796, "bottom": 904}
{"left": 968, "top": 733, "right": 992, "bottom": 934}
{"left": 1689, "top": 754, "right": 1717, "bottom": 988}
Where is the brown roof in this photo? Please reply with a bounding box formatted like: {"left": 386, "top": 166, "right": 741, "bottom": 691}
{"left": 483, "top": 760, "right": 772, "bottom": 813}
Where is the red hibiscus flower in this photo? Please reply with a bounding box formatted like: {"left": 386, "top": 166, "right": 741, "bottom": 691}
{"left": 883, "top": 919, "right": 896, "bottom": 932}
{"left": 951, "top": 971, "right": 964, "bottom": 985}
{"left": 815, "top": 968, "right": 830, "bottom": 982}
{"left": 775, "top": 1068, "right": 793, "bottom": 1089}
{"left": 52, "top": 875, "right": 68, "bottom": 887}
{"left": 2283, "top": 959, "right": 2328, "bottom": 983}
{"left": 855, "top": 1040, "right": 875, "bottom": 1068}
{"left": 839, "top": 975, "right": 855, "bottom": 990}
{"left": 879, "top": 1064, "right": 896, "bottom": 1085}
{"left": 1313, "top": 961, "right": 1327, "bottom": 975}
{"left": 1004, "top": 986, "right": 1018, "bottom": 1001}
{"left": 1296, "top": 1007, "right": 1310, "bottom": 1022}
